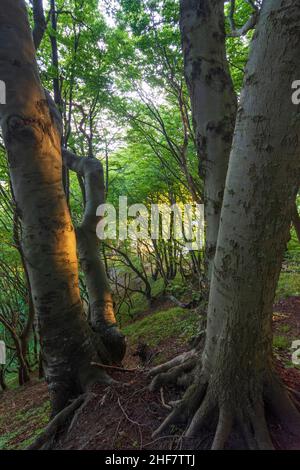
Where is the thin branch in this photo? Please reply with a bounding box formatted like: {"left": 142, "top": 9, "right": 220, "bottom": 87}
{"left": 91, "top": 362, "right": 141, "bottom": 373}
{"left": 228, "top": 0, "right": 236, "bottom": 32}
{"left": 227, "top": 10, "right": 259, "bottom": 38}
{"left": 32, "top": 0, "right": 47, "bottom": 50}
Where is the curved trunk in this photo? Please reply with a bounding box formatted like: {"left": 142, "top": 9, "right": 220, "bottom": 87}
{"left": 180, "top": 0, "right": 237, "bottom": 278}
{"left": 62, "top": 149, "right": 126, "bottom": 364}
{"left": 0, "top": 0, "right": 111, "bottom": 415}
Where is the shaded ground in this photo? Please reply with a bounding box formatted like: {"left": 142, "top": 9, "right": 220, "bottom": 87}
{"left": 0, "top": 297, "right": 300, "bottom": 450}
{"left": 55, "top": 296, "right": 300, "bottom": 451}
{"left": 271, "top": 296, "right": 300, "bottom": 450}
{"left": 0, "top": 374, "right": 49, "bottom": 450}
{"left": 54, "top": 374, "right": 172, "bottom": 450}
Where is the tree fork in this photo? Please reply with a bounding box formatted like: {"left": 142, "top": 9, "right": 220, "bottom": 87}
{"left": 151, "top": 0, "right": 300, "bottom": 449}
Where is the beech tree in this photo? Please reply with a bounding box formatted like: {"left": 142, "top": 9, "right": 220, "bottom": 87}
{"left": 1, "top": 0, "right": 300, "bottom": 452}
{"left": 150, "top": 0, "right": 300, "bottom": 449}
{"left": 0, "top": 0, "right": 124, "bottom": 415}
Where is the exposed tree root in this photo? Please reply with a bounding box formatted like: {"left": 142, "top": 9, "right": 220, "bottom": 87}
{"left": 265, "top": 376, "right": 300, "bottom": 437}
{"left": 29, "top": 370, "right": 121, "bottom": 449}
{"left": 150, "top": 365, "right": 300, "bottom": 450}
{"left": 149, "top": 349, "right": 199, "bottom": 391}
{"left": 28, "top": 394, "right": 89, "bottom": 450}
{"left": 148, "top": 326, "right": 206, "bottom": 393}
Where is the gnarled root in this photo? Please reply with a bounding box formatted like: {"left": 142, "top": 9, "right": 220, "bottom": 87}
{"left": 47, "top": 364, "right": 115, "bottom": 418}
{"left": 152, "top": 371, "right": 300, "bottom": 450}
{"left": 149, "top": 349, "right": 199, "bottom": 392}
{"left": 148, "top": 328, "right": 205, "bottom": 392}
{"left": 28, "top": 394, "right": 89, "bottom": 450}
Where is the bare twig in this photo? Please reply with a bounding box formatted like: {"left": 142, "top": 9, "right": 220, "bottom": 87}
{"left": 91, "top": 361, "right": 143, "bottom": 373}
{"left": 117, "top": 397, "right": 148, "bottom": 427}
{"left": 227, "top": 0, "right": 259, "bottom": 38}
{"left": 144, "top": 434, "right": 178, "bottom": 448}
{"left": 160, "top": 387, "right": 172, "bottom": 410}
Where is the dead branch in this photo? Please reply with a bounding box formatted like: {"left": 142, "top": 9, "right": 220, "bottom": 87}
{"left": 91, "top": 361, "right": 143, "bottom": 373}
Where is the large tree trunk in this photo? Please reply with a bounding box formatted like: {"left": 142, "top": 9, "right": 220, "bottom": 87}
{"left": 180, "top": 0, "right": 237, "bottom": 278}
{"left": 151, "top": 0, "right": 300, "bottom": 449}
{"left": 0, "top": 0, "right": 112, "bottom": 415}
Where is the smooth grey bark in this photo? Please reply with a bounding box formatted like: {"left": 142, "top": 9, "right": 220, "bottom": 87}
{"left": 62, "top": 149, "right": 126, "bottom": 364}
{"left": 180, "top": 0, "right": 237, "bottom": 278}
{"left": 152, "top": 0, "right": 300, "bottom": 449}
{"left": 0, "top": 0, "right": 112, "bottom": 415}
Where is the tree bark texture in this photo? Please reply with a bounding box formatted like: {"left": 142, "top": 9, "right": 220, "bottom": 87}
{"left": 0, "top": 0, "right": 112, "bottom": 415}
{"left": 180, "top": 0, "right": 237, "bottom": 278}
{"left": 152, "top": 0, "right": 300, "bottom": 449}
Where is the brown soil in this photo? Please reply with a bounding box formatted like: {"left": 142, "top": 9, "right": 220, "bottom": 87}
{"left": 52, "top": 295, "right": 300, "bottom": 450}
{"left": 1, "top": 297, "right": 300, "bottom": 450}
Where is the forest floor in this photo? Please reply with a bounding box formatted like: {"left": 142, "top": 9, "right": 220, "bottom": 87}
{"left": 0, "top": 294, "right": 300, "bottom": 450}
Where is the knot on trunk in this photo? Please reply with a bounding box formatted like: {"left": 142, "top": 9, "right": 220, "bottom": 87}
{"left": 6, "top": 114, "right": 44, "bottom": 144}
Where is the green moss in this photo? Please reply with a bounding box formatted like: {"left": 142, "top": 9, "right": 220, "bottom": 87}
{"left": 276, "top": 273, "right": 300, "bottom": 300}
{"left": 0, "top": 430, "right": 20, "bottom": 450}
{"left": 278, "top": 324, "right": 291, "bottom": 334}
{"left": 5, "top": 372, "right": 19, "bottom": 389}
{"left": 0, "top": 399, "right": 50, "bottom": 450}
{"left": 123, "top": 306, "right": 199, "bottom": 348}
{"left": 273, "top": 335, "right": 290, "bottom": 350}
{"left": 284, "top": 360, "right": 300, "bottom": 370}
